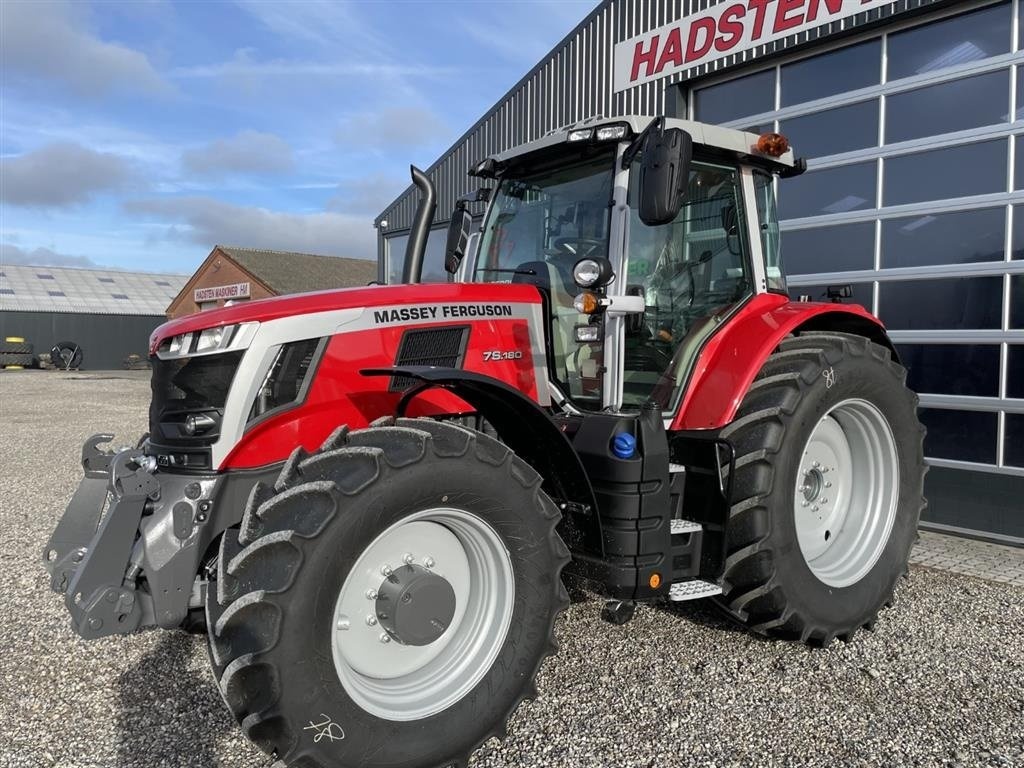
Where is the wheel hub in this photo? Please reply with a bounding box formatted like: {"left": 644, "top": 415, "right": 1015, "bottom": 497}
{"left": 376, "top": 564, "right": 456, "bottom": 646}
{"left": 792, "top": 398, "right": 899, "bottom": 588}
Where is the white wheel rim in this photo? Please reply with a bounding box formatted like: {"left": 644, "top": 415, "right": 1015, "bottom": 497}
{"left": 793, "top": 398, "right": 900, "bottom": 588}
{"left": 330, "top": 507, "right": 514, "bottom": 721}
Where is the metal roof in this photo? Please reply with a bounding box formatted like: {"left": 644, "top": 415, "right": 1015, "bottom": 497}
{"left": 0, "top": 264, "right": 189, "bottom": 316}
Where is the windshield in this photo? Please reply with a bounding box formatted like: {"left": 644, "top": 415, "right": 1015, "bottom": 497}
{"left": 622, "top": 160, "right": 753, "bottom": 410}
{"left": 476, "top": 153, "right": 615, "bottom": 404}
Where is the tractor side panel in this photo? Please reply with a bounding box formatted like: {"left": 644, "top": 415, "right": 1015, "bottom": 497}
{"left": 670, "top": 293, "right": 886, "bottom": 431}
{"left": 221, "top": 317, "right": 543, "bottom": 469}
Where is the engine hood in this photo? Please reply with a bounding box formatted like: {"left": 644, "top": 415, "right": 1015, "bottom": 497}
{"left": 150, "top": 282, "right": 543, "bottom": 353}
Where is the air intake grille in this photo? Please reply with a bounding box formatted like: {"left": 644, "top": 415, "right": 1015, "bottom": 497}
{"left": 390, "top": 326, "right": 470, "bottom": 391}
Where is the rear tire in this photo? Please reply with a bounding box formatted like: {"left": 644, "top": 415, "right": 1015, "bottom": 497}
{"left": 206, "top": 418, "right": 569, "bottom": 768}
{"left": 716, "top": 332, "right": 925, "bottom": 645}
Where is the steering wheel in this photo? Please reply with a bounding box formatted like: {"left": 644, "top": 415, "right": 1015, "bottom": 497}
{"left": 549, "top": 237, "right": 606, "bottom": 258}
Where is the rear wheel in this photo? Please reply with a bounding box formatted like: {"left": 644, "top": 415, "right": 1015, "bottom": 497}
{"left": 206, "top": 418, "right": 569, "bottom": 767}
{"left": 717, "top": 332, "right": 925, "bottom": 645}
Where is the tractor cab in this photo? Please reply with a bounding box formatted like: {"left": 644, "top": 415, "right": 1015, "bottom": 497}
{"left": 449, "top": 116, "right": 799, "bottom": 417}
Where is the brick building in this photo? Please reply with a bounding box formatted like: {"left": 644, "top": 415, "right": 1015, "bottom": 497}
{"left": 166, "top": 245, "right": 377, "bottom": 318}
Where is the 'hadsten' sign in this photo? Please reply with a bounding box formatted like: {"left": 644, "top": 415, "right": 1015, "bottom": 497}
{"left": 195, "top": 282, "right": 251, "bottom": 303}
{"left": 614, "top": 0, "right": 888, "bottom": 92}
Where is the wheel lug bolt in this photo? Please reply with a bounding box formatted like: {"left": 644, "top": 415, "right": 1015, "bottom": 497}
{"left": 801, "top": 501, "right": 808, "bottom": 507}
{"left": 379, "top": 633, "right": 391, "bottom": 644}
{"left": 812, "top": 505, "right": 819, "bottom": 512}
{"left": 424, "top": 557, "right": 435, "bottom": 569}
{"left": 381, "top": 565, "right": 392, "bottom": 577}
{"left": 825, "top": 482, "right": 832, "bottom": 488}
{"left": 366, "top": 589, "right": 377, "bottom": 600}
{"left": 366, "top": 615, "right": 377, "bottom": 626}
{"left": 821, "top": 498, "right": 828, "bottom": 504}
{"left": 402, "top": 553, "right": 414, "bottom": 565}
{"left": 813, "top": 461, "right": 821, "bottom": 468}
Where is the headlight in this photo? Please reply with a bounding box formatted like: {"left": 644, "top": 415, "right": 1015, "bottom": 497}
{"left": 596, "top": 125, "right": 629, "bottom": 141}
{"left": 183, "top": 413, "right": 216, "bottom": 436}
{"left": 572, "top": 257, "right": 614, "bottom": 288}
{"left": 195, "top": 325, "right": 233, "bottom": 352}
{"left": 567, "top": 128, "right": 593, "bottom": 142}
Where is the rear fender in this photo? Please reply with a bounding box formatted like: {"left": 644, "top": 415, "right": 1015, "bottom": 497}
{"left": 672, "top": 294, "right": 894, "bottom": 430}
{"left": 362, "top": 366, "right": 603, "bottom": 555}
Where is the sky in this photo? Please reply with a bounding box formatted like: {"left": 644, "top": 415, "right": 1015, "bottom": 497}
{"left": 0, "top": 0, "right": 599, "bottom": 275}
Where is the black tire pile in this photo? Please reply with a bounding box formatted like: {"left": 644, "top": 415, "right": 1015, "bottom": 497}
{"left": 0, "top": 337, "right": 35, "bottom": 369}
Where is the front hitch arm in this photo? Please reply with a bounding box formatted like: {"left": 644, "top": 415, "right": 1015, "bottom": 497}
{"left": 43, "top": 434, "right": 117, "bottom": 593}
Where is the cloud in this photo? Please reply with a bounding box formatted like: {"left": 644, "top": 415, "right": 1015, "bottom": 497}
{"left": 0, "top": 243, "right": 100, "bottom": 269}
{"left": 181, "top": 130, "right": 294, "bottom": 177}
{"left": 327, "top": 174, "right": 407, "bottom": 215}
{"left": 1, "top": 143, "right": 136, "bottom": 208}
{"left": 125, "top": 197, "right": 377, "bottom": 260}
{"left": 171, "top": 47, "right": 452, "bottom": 80}
{"left": 0, "top": 0, "right": 170, "bottom": 98}
{"left": 335, "top": 107, "right": 450, "bottom": 149}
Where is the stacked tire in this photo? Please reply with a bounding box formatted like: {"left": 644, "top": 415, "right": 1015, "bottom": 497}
{"left": 0, "top": 336, "right": 34, "bottom": 369}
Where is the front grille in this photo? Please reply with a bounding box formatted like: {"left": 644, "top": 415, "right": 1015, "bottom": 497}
{"left": 390, "top": 326, "right": 470, "bottom": 391}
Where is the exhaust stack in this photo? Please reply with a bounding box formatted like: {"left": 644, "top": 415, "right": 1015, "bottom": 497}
{"left": 401, "top": 165, "right": 437, "bottom": 284}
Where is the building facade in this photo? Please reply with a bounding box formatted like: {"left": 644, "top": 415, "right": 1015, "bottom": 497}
{"left": 0, "top": 265, "right": 188, "bottom": 369}
{"left": 376, "top": 0, "right": 1024, "bottom": 543}
{"left": 166, "top": 246, "right": 378, "bottom": 318}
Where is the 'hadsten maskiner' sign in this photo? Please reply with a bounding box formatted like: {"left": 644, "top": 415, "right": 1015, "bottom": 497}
{"left": 194, "top": 282, "right": 251, "bottom": 303}
{"left": 614, "top": 0, "right": 889, "bottom": 92}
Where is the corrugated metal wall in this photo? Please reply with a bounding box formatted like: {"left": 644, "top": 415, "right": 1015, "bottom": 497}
{"left": 0, "top": 312, "right": 165, "bottom": 370}
{"left": 375, "top": 0, "right": 949, "bottom": 236}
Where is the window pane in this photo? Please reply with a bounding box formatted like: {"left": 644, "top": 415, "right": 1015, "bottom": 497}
{"left": 887, "top": 2, "right": 1011, "bottom": 81}
{"left": 787, "top": 282, "right": 872, "bottom": 310}
{"left": 421, "top": 227, "right": 448, "bottom": 284}
{"left": 1017, "top": 67, "right": 1024, "bottom": 120}
{"left": 885, "top": 70, "right": 1010, "bottom": 144}
{"left": 781, "top": 100, "right": 879, "bottom": 159}
{"left": 1006, "top": 414, "right": 1024, "bottom": 468}
{"left": 781, "top": 40, "right": 881, "bottom": 107}
{"left": 781, "top": 222, "right": 875, "bottom": 275}
{"left": 881, "top": 207, "right": 1005, "bottom": 268}
{"left": 693, "top": 69, "right": 775, "bottom": 125}
{"left": 386, "top": 234, "right": 409, "bottom": 284}
{"left": 779, "top": 162, "right": 875, "bottom": 220}
{"left": 884, "top": 140, "right": 1006, "bottom": 206}
{"left": 896, "top": 344, "right": 1000, "bottom": 397}
{"left": 1013, "top": 205, "right": 1024, "bottom": 259}
{"left": 1012, "top": 274, "right": 1024, "bottom": 328}
{"left": 1016, "top": 135, "right": 1024, "bottom": 191}
{"left": 1008, "top": 345, "right": 1024, "bottom": 399}
{"left": 879, "top": 277, "right": 1003, "bottom": 330}
{"left": 919, "top": 408, "right": 997, "bottom": 464}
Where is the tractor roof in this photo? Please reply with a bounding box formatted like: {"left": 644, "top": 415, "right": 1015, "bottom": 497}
{"left": 487, "top": 115, "right": 797, "bottom": 173}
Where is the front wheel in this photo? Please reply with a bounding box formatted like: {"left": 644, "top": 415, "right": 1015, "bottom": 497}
{"left": 206, "top": 418, "right": 569, "bottom": 767}
{"left": 717, "top": 332, "right": 925, "bottom": 645}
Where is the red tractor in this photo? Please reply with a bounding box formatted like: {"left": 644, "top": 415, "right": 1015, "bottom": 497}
{"left": 44, "top": 116, "right": 924, "bottom": 768}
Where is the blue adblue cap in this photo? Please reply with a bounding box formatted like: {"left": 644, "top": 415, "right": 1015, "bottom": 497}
{"left": 612, "top": 432, "right": 636, "bottom": 460}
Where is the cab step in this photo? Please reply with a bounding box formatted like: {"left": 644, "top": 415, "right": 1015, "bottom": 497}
{"left": 668, "top": 579, "right": 722, "bottom": 601}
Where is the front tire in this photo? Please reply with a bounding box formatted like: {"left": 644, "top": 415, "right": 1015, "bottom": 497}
{"left": 717, "top": 332, "right": 925, "bottom": 645}
{"left": 206, "top": 418, "right": 569, "bottom": 767}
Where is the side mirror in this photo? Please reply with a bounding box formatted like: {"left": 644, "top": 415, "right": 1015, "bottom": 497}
{"left": 637, "top": 127, "right": 692, "bottom": 227}
{"left": 445, "top": 202, "right": 473, "bottom": 275}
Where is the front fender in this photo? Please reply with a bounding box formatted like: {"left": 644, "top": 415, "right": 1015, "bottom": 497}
{"left": 362, "top": 365, "right": 602, "bottom": 555}
{"left": 671, "top": 293, "right": 893, "bottom": 430}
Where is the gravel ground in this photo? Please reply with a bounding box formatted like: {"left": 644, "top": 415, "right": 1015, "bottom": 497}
{"left": 1, "top": 370, "right": 1021, "bottom": 768}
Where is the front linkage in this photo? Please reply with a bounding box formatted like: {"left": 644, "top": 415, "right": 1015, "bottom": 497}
{"left": 42, "top": 434, "right": 244, "bottom": 639}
